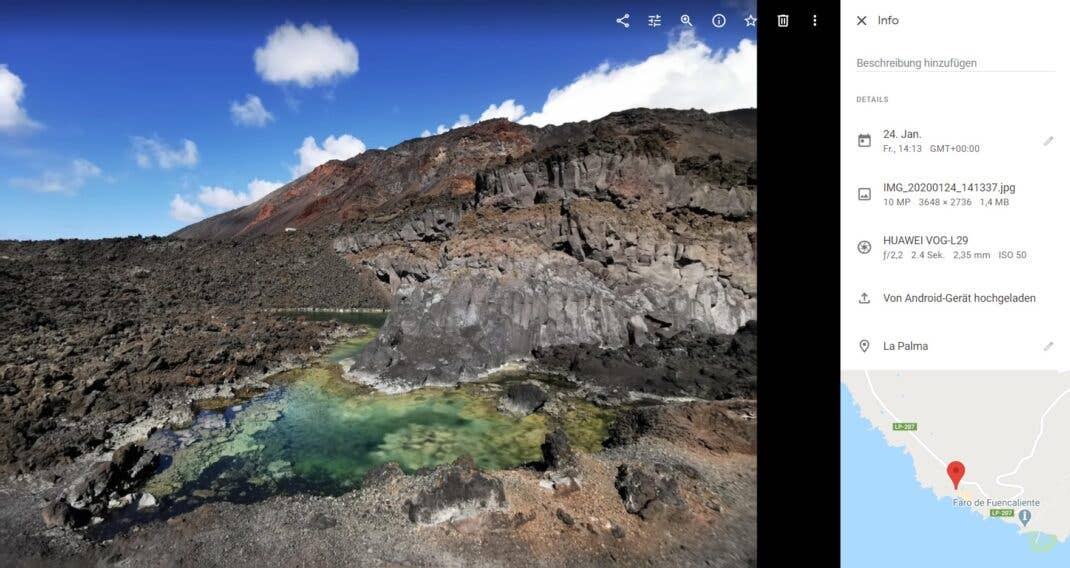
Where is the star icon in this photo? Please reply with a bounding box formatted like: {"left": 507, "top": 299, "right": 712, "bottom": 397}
{"left": 745, "top": 14, "right": 757, "bottom": 27}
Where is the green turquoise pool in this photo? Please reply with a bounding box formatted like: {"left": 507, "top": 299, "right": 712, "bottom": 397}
{"left": 100, "top": 312, "right": 616, "bottom": 535}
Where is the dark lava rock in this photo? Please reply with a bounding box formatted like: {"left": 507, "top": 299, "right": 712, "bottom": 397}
{"left": 309, "top": 513, "right": 337, "bottom": 530}
{"left": 615, "top": 463, "right": 686, "bottom": 520}
{"left": 111, "top": 442, "right": 160, "bottom": 482}
{"left": 362, "top": 461, "right": 405, "bottom": 487}
{"left": 540, "top": 429, "right": 576, "bottom": 471}
{"left": 0, "top": 232, "right": 383, "bottom": 474}
{"left": 334, "top": 110, "right": 756, "bottom": 390}
{"left": 59, "top": 442, "right": 161, "bottom": 517}
{"left": 65, "top": 461, "right": 117, "bottom": 512}
{"left": 407, "top": 463, "right": 507, "bottom": 525}
{"left": 59, "top": 443, "right": 162, "bottom": 517}
{"left": 606, "top": 400, "right": 756, "bottom": 455}
{"left": 555, "top": 508, "right": 575, "bottom": 526}
{"left": 485, "top": 510, "right": 536, "bottom": 531}
{"left": 451, "top": 454, "right": 478, "bottom": 470}
{"left": 41, "top": 500, "right": 87, "bottom": 529}
{"left": 536, "top": 321, "right": 757, "bottom": 400}
{"left": 498, "top": 381, "right": 549, "bottom": 415}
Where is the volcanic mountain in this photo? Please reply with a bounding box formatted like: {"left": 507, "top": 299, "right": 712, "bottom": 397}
{"left": 176, "top": 108, "right": 758, "bottom": 390}
{"left": 175, "top": 109, "right": 755, "bottom": 240}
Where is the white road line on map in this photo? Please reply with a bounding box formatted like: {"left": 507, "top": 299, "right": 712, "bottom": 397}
{"left": 864, "top": 371, "right": 991, "bottom": 499}
{"left": 994, "top": 386, "right": 1070, "bottom": 499}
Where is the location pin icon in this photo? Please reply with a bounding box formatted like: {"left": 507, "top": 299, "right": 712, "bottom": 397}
{"left": 1019, "top": 509, "right": 1032, "bottom": 527}
{"left": 859, "top": 339, "right": 870, "bottom": 353}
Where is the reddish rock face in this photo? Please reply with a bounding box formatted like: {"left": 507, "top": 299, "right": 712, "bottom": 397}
{"left": 250, "top": 202, "right": 275, "bottom": 226}
{"left": 174, "top": 119, "right": 539, "bottom": 240}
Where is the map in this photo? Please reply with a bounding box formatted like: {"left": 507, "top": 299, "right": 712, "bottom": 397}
{"left": 842, "top": 371, "right": 1070, "bottom": 566}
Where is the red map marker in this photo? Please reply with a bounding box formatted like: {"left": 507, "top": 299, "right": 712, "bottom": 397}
{"left": 947, "top": 461, "right": 966, "bottom": 489}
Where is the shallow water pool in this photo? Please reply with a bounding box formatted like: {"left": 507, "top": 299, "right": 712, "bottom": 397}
{"left": 99, "top": 366, "right": 614, "bottom": 536}
{"left": 97, "top": 311, "right": 615, "bottom": 536}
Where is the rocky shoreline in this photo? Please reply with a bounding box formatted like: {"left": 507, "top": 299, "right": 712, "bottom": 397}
{"left": 0, "top": 108, "right": 758, "bottom": 566}
{"left": 0, "top": 396, "right": 756, "bottom": 567}
{"left": 0, "top": 318, "right": 757, "bottom": 565}
{"left": 0, "top": 287, "right": 756, "bottom": 565}
{"left": 0, "top": 233, "right": 384, "bottom": 473}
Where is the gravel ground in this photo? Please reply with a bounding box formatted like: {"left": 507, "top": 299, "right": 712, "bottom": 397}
{"left": 0, "top": 430, "right": 756, "bottom": 567}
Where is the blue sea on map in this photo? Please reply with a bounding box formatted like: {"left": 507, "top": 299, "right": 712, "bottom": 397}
{"left": 841, "top": 385, "right": 1069, "bottom": 566}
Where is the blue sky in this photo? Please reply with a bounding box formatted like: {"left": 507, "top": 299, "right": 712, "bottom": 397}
{"left": 0, "top": 0, "right": 756, "bottom": 239}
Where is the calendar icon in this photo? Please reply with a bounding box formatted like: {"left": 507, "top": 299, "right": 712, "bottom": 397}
{"left": 857, "top": 133, "right": 871, "bottom": 147}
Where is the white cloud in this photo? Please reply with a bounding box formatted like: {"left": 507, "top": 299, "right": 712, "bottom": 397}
{"left": 419, "top": 110, "right": 488, "bottom": 139}
{"left": 169, "top": 194, "right": 205, "bottom": 222}
{"left": 230, "top": 94, "right": 274, "bottom": 127}
{"left": 254, "top": 22, "right": 359, "bottom": 87}
{"left": 132, "top": 136, "right": 199, "bottom": 169}
{"left": 0, "top": 64, "right": 40, "bottom": 133}
{"left": 520, "top": 31, "right": 756, "bottom": 126}
{"left": 71, "top": 159, "right": 101, "bottom": 179}
{"left": 197, "top": 186, "right": 239, "bottom": 209}
{"left": 415, "top": 31, "right": 753, "bottom": 138}
{"left": 452, "top": 114, "right": 472, "bottom": 129}
{"left": 170, "top": 178, "right": 284, "bottom": 222}
{"left": 479, "top": 99, "right": 526, "bottom": 122}
{"left": 290, "top": 134, "right": 365, "bottom": 178}
{"left": 197, "top": 179, "right": 284, "bottom": 209}
{"left": 9, "top": 159, "right": 102, "bottom": 194}
{"left": 247, "top": 178, "right": 285, "bottom": 199}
